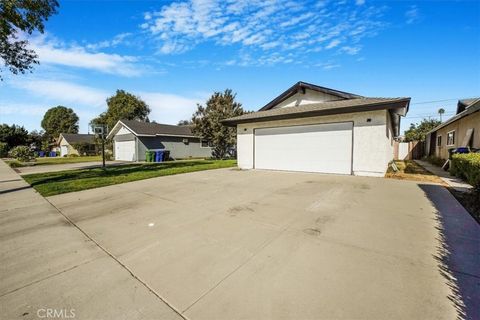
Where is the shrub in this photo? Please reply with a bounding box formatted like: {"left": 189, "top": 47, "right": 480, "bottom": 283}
{"left": 0, "top": 142, "right": 8, "bottom": 157}
{"left": 8, "top": 145, "right": 35, "bottom": 162}
{"left": 450, "top": 153, "right": 480, "bottom": 189}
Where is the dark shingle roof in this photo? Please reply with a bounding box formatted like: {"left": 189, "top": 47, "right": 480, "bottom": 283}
{"left": 429, "top": 99, "right": 480, "bottom": 134}
{"left": 61, "top": 133, "right": 95, "bottom": 144}
{"left": 120, "top": 119, "right": 195, "bottom": 137}
{"left": 456, "top": 97, "right": 480, "bottom": 114}
{"left": 223, "top": 97, "right": 410, "bottom": 126}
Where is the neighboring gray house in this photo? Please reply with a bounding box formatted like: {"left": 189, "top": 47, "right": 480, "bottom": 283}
{"left": 107, "top": 120, "right": 212, "bottom": 161}
{"left": 57, "top": 133, "right": 96, "bottom": 156}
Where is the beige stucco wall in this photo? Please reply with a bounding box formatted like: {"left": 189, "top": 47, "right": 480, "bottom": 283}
{"left": 434, "top": 111, "right": 480, "bottom": 159}
{"left": 59, "top": 139, "right": 79, "bottom": 156}
{"left": 237, "top": 110, "right": 393, "bottom": 177}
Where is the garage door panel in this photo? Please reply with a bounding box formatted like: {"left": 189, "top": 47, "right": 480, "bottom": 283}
{"left": 115, "top": 140, "right": 135, "bottom": 161}
{"left": 254, "top": 122, "right": 352, "bottom": 174}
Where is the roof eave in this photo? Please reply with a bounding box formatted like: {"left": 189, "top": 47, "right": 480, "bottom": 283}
{"left": 223, "top": 99, "right": 410, "bottom": 127}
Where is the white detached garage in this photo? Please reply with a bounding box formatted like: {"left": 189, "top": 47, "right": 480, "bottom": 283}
{"left": 223, "top": 82, "right": 410, "bottom": 177}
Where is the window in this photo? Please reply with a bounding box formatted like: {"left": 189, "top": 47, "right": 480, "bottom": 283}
{"left": 446, "top": 131, "right": 455, "bottom": 146}
{"left": 201, "top": 139, "right": 212, "bottom": 148}
{"left": 437, "top": 135, "right": 442, "bottom": 147}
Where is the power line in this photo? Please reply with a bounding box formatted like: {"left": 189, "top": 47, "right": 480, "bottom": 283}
{"left": 409, "top": 96, "right": 478, "bottom": 105}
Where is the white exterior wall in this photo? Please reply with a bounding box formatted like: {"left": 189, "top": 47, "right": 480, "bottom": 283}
{"left": 273, "top": 89, "right": 339, "bottom": 109}
{"left": 237, "top": 110, "right": 393, "bottom": 177}
{"left": 117, "top": 126, "right": 133, "bottom": 135}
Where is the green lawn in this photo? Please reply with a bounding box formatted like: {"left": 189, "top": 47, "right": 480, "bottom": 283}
{"left": 7, "top": 156, "right": 103, "bottom": 167}
{"left": 23, "top": 159, "right": 237, "bottom": 197}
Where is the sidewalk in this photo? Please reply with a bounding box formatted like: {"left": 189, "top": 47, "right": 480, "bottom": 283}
{"left": 415, "top": 160, "right": 473, "bottom": 192}
{"left": 0, "top": 160, "right": 182, "bottom": 320}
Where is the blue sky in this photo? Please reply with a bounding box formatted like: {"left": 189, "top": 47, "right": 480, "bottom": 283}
{"left": 0, "top": 0, "right": 479, "bottom": 134}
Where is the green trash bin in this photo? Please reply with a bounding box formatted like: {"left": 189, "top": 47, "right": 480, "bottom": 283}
{"left": 145, "top": 150, "right": 154, "bottom": 162}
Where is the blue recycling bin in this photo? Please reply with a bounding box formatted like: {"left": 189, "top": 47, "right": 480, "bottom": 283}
{"left": 38, "top": 151, "right": 45, "bottom": 157}
{"left": 155, "top": 150, "right": 164, "bottom": 163}
{"left": 49, "top": 151, "right": 56, "bottom": 157}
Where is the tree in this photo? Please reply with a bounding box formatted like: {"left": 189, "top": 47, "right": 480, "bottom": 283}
{"left": 41, "top": 106, "right": 79, "bottom": 140}
{"left": 438, "top": 108, "right": 445, "bottom": 122}
{"left": 0, "top": 123, "right": 28, "bottom": 149}
{"left": 0, "top": 0, "right": 59, "bottom": 80}
{"left": 178, "top": 119, "right": 192, "bottom": 126}
{"left": 191, "top": 89, "right": 246, "bottom": 159}
{"left": 27, "top": 129, "right": 45, "bottom": 150}
{"left": 91, "top": 90, "right": 151, "bottom": 132}
{"left": 404, "top": 118, "right": 441, "bottom": 142}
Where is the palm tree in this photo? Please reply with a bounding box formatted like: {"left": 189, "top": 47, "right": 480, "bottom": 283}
{"left": 438, "top": 108, "right": 445, "bottom": 122}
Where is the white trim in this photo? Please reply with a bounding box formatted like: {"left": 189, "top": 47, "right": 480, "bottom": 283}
{"left": 446, "top": 130, "right": 455, "bottom": 146}
{"left": 107, "top": 120, "right": 198, "bottom": 139}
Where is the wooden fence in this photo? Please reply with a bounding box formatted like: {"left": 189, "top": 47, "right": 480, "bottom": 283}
{"left": 393, "top": 141, "right": 425, "bottom": 160}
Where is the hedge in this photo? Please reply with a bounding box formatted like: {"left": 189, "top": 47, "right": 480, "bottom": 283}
{"left": 450, "top": 153, "right": 480, "bottom": 189}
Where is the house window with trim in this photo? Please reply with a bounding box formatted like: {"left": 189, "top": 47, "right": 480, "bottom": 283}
{"left": 201, "top": 139, "right": 213, "bottom": 148}
{"left": 437, "top": 135, "right": 442, "bottom": 147}
{"left": 446, "top": 131, "right": 455, "bottom": 146}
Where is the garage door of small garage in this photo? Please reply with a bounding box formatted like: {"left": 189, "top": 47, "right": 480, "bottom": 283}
{"left": 254, "top": 122, "right": 353, "bottom": 174}
{"left": 115, "top": 140, "right": 136, "bottom": 161}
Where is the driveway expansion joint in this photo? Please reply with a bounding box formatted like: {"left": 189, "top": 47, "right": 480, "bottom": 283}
{"left": 43, "top": 197, "right": 189, "bottom": 320}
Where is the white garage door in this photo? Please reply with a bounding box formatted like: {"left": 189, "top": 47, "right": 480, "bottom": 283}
{"left": 115, "top": 140, "right": 136, "bottom": 161}
{"left": 254, "top": 122, "right": 353, "bottom": 174}
{"left": 60, "top": 145, "right": 68, "bottom": 157}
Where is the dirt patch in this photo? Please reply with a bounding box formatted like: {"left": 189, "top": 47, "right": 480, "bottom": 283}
{"left": 385, "top": 160, "right": 445, "bottom": 185}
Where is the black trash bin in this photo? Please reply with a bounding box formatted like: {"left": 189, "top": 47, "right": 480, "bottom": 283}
{"left": 163, "top": 150, "right": 170, "bottom": 161}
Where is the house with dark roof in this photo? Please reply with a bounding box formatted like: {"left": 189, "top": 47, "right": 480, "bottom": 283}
{"left": 223, "top": 81, "right": 410, "bottom": 177}
{"left": 106, "top": 120, "right": 212, "bottom": 161}
{"left": 425, "top": 98, "right": 480, "bottom": 159}
{"left": 57, "top": 133, "right": 97, "bottom": 157}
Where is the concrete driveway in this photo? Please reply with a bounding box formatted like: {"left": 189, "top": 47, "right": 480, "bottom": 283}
{"left": 2, "top": 163, "right": 479, "bottom": 319}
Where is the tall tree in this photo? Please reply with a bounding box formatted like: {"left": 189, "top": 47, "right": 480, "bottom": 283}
{"left": 0, "top": 123, "right": 29, "bottom": 149}
{"left": 91, "top": 90, "right": 151, "bottom": 132}
{"left": 0, "top": 0, "right": 59, "bottom": 80}
{"left": 404, "top": 118, "right": 441, "bottom": 142}
{"left": 191, "top": 89, "right": 246, "bottom": 159}
{"left": 41, "top": 106, "right": 79, "bottom": 139}
{"left": 177, "top": 119, "right": 192, "bottom": 126}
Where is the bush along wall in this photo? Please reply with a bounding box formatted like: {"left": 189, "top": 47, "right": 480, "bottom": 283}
{"left": 450, "top": 153, "right": 480, "bottom": 189}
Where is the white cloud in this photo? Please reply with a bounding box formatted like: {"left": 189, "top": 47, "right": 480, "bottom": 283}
{"left": 29, "top": 35, "right": 144, "bottom": 77}
{"left": 86, "top": 33, "right": 133, "bottom": 50}
{"left": 325, "top": 39, "right": 341, "bottom": 49}
{"left": 405, "top": 5, "right": 420, "bottom": 24}
{"left": 0, "top": 103, "right": 48, "bottom": 116}
{"left": 340, "top": 45, "right": 361, "bottom": 55}
{"left": 12, "top": 79, "right": 108, "bottom": 107}
{"left": 140, "top": 92, "right": 204, "bottom": 124}
{"left": 141, "top": 0, "right": 386, "bottom": 65}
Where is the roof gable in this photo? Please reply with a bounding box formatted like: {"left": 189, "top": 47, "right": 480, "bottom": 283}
{"left": 59, "top": 133, "right": 95, "bottom": 144}
{"left": 456, "top": 97, "right": 480, "bottom": 114}
{"left": 259, "top": 81, "right": 363, "bottom": 111}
